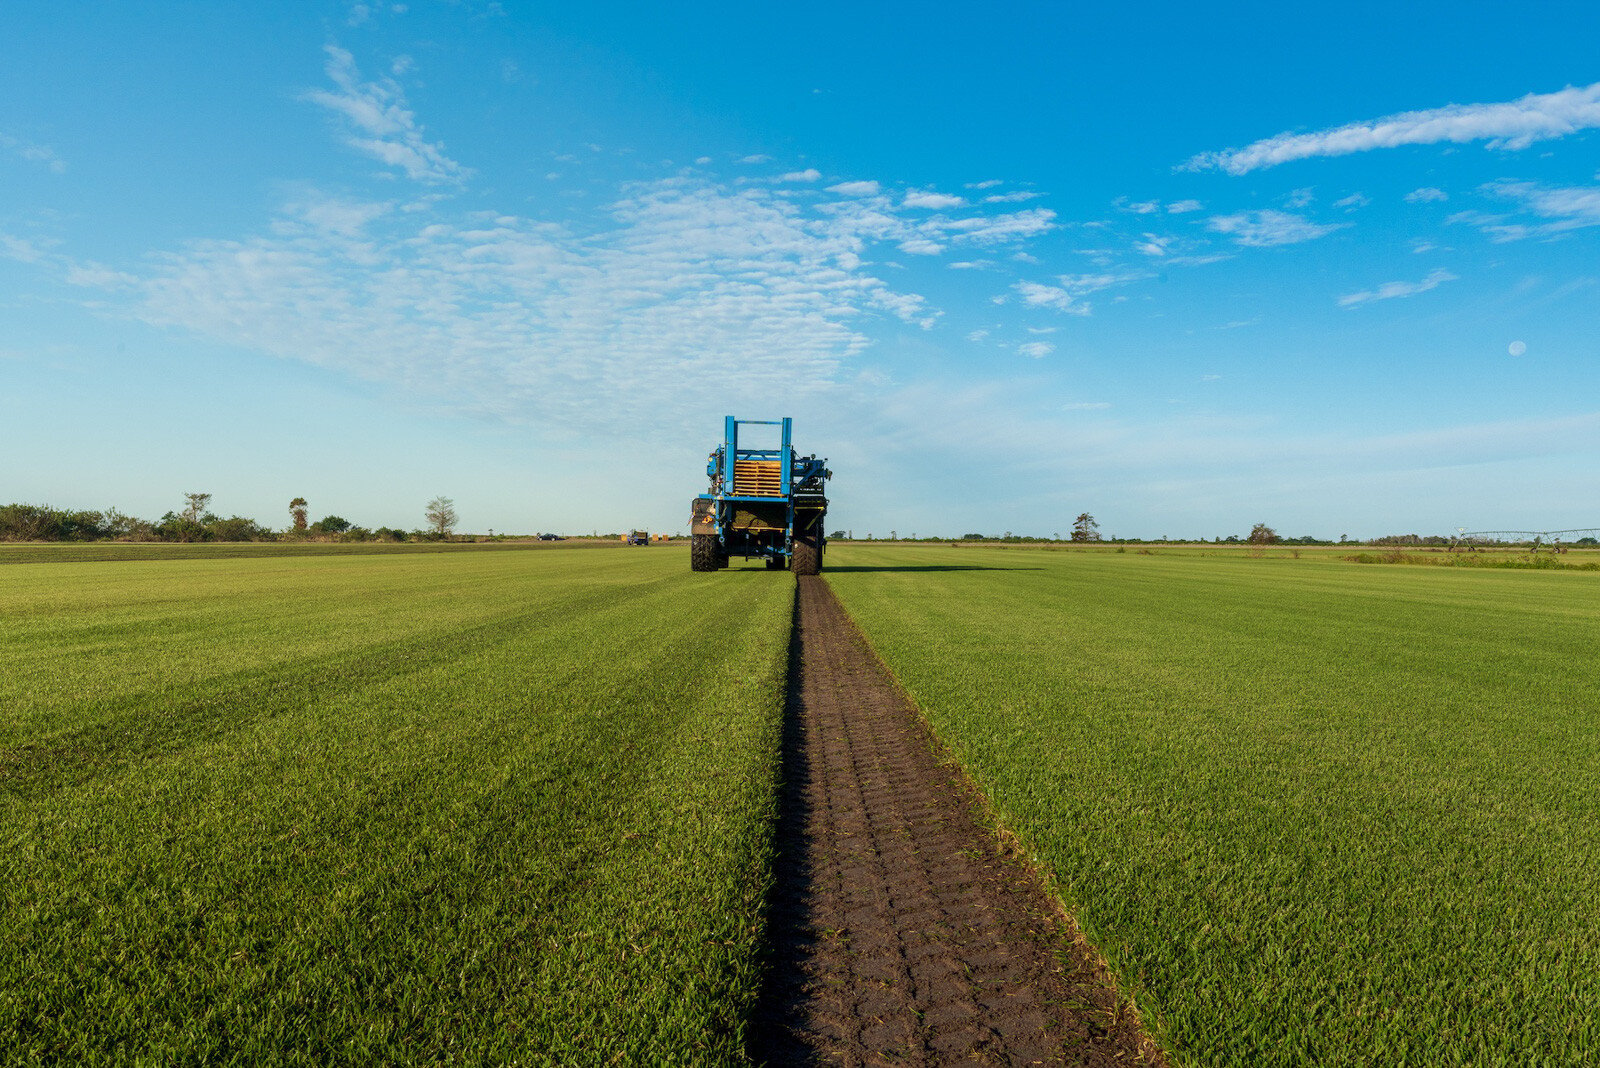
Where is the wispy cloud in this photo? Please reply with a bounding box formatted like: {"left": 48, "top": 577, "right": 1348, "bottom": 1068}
{"left": 1015, "top": 281, "right": 1085, "bottom": 314}
{"left": 1014, "top": 271, "right": 1145, "bottom": 316}
{"left": 0, "top": 133, "right": 66, "bottom": 173}
{"left": 1018, "top": 341, "right": 1054, "bottom": 358}
{"left": 903, "top": 189, "right": 965, "bottom": 210}
{"left": 1333, "top": 192, "right": 1370, "bottom": 209}
{"left": 1338, "top": 267, "right": 1457, "bottom": 307}
{"left": 1207, "top": 209, "right": 1346, "bottom": 247}
{"left": 1185, "top": 80, "right": 1600, "bottom": 174}
{"left": 1133, "top": 233, "right": 1172, "bottom": 257}
{"left": 304, "top": 46, "right": 468, "bottom": 184}
{"left": 47, "top": 168, "right": 1082, "bottom": 434}
{"left": 778, "top": 168, "right": 821, "bottom": 182}
{"left": 1405, "top": 186, "right": 1448, "bottom": 203}
{"left": 1166, "top": 199, "right": 1203, "bottom": 214}
{"left": 826, "top": 180, "right": 880, "bottom": 196}
{"left": 1450, "top": 180, "right": 1600, "bottom": 241}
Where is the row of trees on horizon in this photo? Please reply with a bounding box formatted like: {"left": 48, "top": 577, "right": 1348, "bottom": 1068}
{"left": 0, "top": 494, "right": 460, "bottom": 544}
{"left": 5, "top": 501, "right": 1575, "bottom": 549}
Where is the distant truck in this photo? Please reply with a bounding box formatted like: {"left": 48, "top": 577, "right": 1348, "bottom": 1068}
{"left": 626, "top": 530, "right": 650, "bottom": 545}
{"left": 690, "top": 416, "right": 829, "bottom": 573}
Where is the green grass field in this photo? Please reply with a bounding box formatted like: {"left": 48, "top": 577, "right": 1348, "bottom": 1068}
{"left": 1, "top": 545, "right": 787, "bottom": 1065}
{"left": 826, "top": 543, "right": 1600, "bottom": 1066}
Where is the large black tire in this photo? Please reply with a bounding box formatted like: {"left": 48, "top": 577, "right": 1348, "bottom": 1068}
{"left": 691, "top": 534, "right": 719, "bottom": 572}
{"left": 792, "top": 532, "right": 821, "bottom": 575}
{"left": 766, "top": 555, "right": 788, "bottom": 570}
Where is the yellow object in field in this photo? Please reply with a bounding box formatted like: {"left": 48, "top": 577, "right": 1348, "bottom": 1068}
{"left": 733, "top": 459, "right": 783, "bottom": 496}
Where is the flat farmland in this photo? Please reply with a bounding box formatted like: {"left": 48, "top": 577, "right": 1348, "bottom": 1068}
{"left": 1, "top": 546, "right": 787, "bottom": 1064}
{"left": 826, "top": 544, "right": 1600, "bottom": 1065}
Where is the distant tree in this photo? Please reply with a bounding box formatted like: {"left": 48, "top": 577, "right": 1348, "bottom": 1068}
{"left": 156, "top": 511, "right": 208, "bottom": 543}
{"left": 1248, "top": 523, "right": 1279, "bottom": 544}
{"left": 314, "top": 515, "right": 351, "bottom": 534}
{"left": 829, "top": 530, "right": 847, "bottom": 540}
{"left": 210, "top": 516, "right": 270, "bottom": 542}
{"left": 425, "top": 496, "right": 457, "bottom": 538}
{"left": 182, "top": 493, "right": 212, "bottom": 523}
{"left": 1071, "top": 512, "right": 1100, "bottom": 542}
{"left": 289, "top": 497, "right": 308, "bottom": 532}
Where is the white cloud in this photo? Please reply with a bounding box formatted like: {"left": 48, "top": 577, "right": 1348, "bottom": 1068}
{"left": 1015, "top": 281, "right": 1081, "bottom": 313}
{"left": 1014, "top": 271, "right": 1143, "bottom": 316}
{"left": 739, "top": 154, "right": 771, "bottom": 164}
{"left": 1, "top": 233, "right": 53, "bottom": 263}
{"left": 1063, "top": 401, "right": 1110, "bottom": 410}
{"left": 1333, "top": 192, "right": 1370, "bottom": 209}
{"left": 1406, "top": 186, "right": 1449, "bottom": 203}
{"left": 897, "top": 237, "right": 944, "bottom": 255}
{"left": 1338, "top": 267, "right": 1458, "bottom": 307}
{"left": 1455, "top": 180, "right": 1600, "bottom": 240}
{"left": 826, "top": 180, "right": 880, "bottom": 197}
{"left": 1186, "top": 80, "right": 1600, "bottom": 174}
{"left": 1166, "top": 199, "right": 1203, "bottom": 214}
{"left": 1133, "top": 233, "right": 1172, "bottom": 257}
{"left": 79, "top": 178, "right": 962, "bottom": 433}
{"left": 1117, "top": 198, "right": 1160, "bottom": 214}
{"left": 304, "top": 46, "right": 468, "bottom": 184}
{"left": 966, "top": 329, "right": 990, "bottom": 342}
{"left": 948, "top": 260, "right": 991, "bottom": 269}
{"left": 1, "top": 133, "right": 66, "bottom": 173}
{"left": 903, "top": 189, "right": 966, "bottom": 210}
{"left": 966, "top": 179, "right": 1002, "bottom": 189}
{"left": 984, "top": 191, "right": 1041, "bottom": 203}
{"left": 1207, "top": 209, "right": 1346, "bottom": 247}
{"left": 1285, "top": 187, "right": 1315, "bottom": 208}
{"left": 937, "top": 208, "right": 1056, "bottom": 243}
{"left": 779, "top": 168, "right": 822, "bottom": 182}
{"left": 1018, "top": 341, "right": 1054, "bottom": 358}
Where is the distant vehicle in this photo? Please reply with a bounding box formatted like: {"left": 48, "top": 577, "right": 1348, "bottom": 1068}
{"left": 626, "top": 530, "right": 650, "bottom": 545}
{"left": 537, "top": 533, "right": 564, "bottom": 541}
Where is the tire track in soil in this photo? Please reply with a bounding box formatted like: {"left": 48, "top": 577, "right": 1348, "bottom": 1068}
{"left": 752, "top": 576, "right": 1162, "bottom": 1067}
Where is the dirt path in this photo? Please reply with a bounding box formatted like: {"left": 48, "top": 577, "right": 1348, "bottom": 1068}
{"left": 752, "top": 576, "right": 1160, "bottom": 1067}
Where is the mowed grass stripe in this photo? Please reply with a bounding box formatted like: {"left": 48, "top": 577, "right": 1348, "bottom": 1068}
{"left": 824, "top": 545, "right": 1600, "bottom": 1066}
{"left": 1, "top": 548, "right": 790, "bottom": 1064}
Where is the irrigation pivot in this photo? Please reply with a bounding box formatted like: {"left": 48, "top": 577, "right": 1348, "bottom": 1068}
{"left": 1452, "top": 527, "right": 1600, "bottom": 551}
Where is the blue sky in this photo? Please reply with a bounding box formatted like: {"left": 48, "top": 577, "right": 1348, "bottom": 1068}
{"left": 3, "top": 2, "right": 1598, "bottom": 538}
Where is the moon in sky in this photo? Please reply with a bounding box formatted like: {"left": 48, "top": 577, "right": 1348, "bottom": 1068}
{"left": 1508, "top": 340, "right": 1527, "bottom": 356}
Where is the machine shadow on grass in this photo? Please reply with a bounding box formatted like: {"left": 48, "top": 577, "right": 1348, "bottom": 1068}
{"left": 821, "top": 564, "right": 1040, "bottom": 573}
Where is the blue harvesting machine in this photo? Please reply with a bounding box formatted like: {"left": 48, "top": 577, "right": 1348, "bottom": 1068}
{"left": 690, "top": 416, "right": 830, "bottom": 573}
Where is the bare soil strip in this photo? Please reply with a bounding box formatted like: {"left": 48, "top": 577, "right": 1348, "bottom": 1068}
{"left": 751, "top": 576, "right": 1161, "bottom": 1066}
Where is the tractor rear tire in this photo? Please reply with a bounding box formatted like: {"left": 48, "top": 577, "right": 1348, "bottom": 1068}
{"left": 792, "top": 533, "right": 821, "bottom": 575}
{"left": 691, "top": 534, "right": 719, "bottom": 572}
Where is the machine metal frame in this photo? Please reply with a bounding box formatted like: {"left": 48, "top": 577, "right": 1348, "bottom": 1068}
{"left": 690, "top": 416, "right": 829, "bottom": 573}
